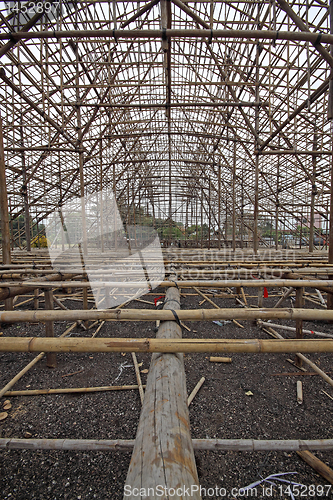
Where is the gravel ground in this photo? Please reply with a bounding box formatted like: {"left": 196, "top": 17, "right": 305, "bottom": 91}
{"left": 1, "top": 287, "right": 333, "bottom": 499}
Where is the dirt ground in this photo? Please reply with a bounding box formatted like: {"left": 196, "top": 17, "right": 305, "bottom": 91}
{"left": 1, "top": 287, "right": 333, "bottom": 499}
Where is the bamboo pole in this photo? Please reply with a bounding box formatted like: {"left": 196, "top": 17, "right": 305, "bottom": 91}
{"left": 0, "top": 322, "right": 77, "bottom": 399}
{"left": 297, "top": 450, "right": 333, "bottom": 485}
{"left": 2, "top": 438, "right": 333, "bottom": 452}
{"left": 3, "top": 307, "right": 333, "bottom": 323}
{"left": 131, "top": 352, "right": 145, "bottom": 405}
{"left": 3, "top": 29, "right": 333, "bottom": 44}
{"left": 187, "top": 377, "right": 205, "bottom": 406}
{"left": 4, "top": 385, "right": 146, "bottom": 396}
{"left": 44, "top": 289, "right": 56, "bottom": 368}
{"left": 295, "top": 287, "right": 304, "bottom": 367}
{"left": 2, "top": 278, "right": 333, "bottom": 291}
{"left": 0, "top": 116, "right": 11, "bottom": 267}
{"left": 0, "top": 273, "right": 78, "bottom": 301}
{"left": 125, "top": 277, "right": 200, "bottom": 496}
{"left": 258, "top": 320, "right": 333, "bottom": 339}
{"left": 1, "top": 337, "right": 333, "bottom": 354}
{"left": 273, "top": 287, "right": 294, "bottom": 308}
{"left": 0, "top": 116, "right": 13, "bottom": 312}
{"left": 258, "top": 323, "right": 333, "bottom": 389}
{"left": 193, "top": 286, "right": 243, "bottom": 328}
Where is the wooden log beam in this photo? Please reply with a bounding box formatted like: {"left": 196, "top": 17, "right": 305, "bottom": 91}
{"left": 1, "top": 337, "right": 333, "bottom": 354}
{"left": 125, "top": 282, "right": 200, "bottom": 497}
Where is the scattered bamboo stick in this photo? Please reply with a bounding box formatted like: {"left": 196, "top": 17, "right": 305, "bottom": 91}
{"left": 193, "top": 286, "right": 245, "bottom": 329}
{"left": 259, "top": 320, "right": 333, "bottom": 339}
{"left": 258, "top": 323, "right": 333, "bottom": 388}
{"left": 273, "top": 287, "right": 294, "bottom": 308}
{"left": 297, "top": 450, "right": 333, "bottom": 485}
{"left": 4, "top": 385, "right": 146, "bottom": 397}
{"left": 304, "top": 295, "right": 327, "bottom": 308}
{"left": 61, "top": 369, "right": 84, "bottom": 378}
{"left": 321, "top": 390, "right": 333, "bottom": 401}
{"left": 273, "top": 372, "right": 333, "bottom": 377}
{"left": 209, "top": 357, "right": 232, "bottom": 363}
{"left": 297, "top": 381, "right": 303, "bottom": 404}
{"left": 316, "top": 289, "right": 327, "bottom": 307}
{"left": 187, "top": 377, "right": 205, "bottom": 406}
{"left": 241, "top": 287, "right": 248, "bottom": 306}
{"left": 91, "top": 320, "right": 105, "bottom": 338}
{"left": 131, "top": 352, "right": 145, "bottom": 405}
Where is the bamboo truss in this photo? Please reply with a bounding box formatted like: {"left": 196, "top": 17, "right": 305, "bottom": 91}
{"left": 0, "top": 0, "right": 333, "bottom": 250}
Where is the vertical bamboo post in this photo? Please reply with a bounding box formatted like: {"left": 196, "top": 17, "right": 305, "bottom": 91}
{"left": 20, "top": 118, "right": 31, "bottom": 252}
{"left": 218, "top": 163, "right": 221, "bottom": 249}
{"left": 99, "top": 140, "right": 104, "bottom": 253}
{"left": 208, "top": 176, "right": 211, "bottom": 249}
{"left": 44, "top": 289, "right": 57, "bottom": 368}
{"left": 0, "top": 116, "right": 13, "bottom": 311}
{"left": 328, "top": 0, "right": 333, "bottom": 313}
{"left": 0, "top": 116, "right": 11, "bottom": 267}
{"left": 309, "top": 131, "right": 318, "bottom": 253}
{"left": 253, "top": 9, "right": 260, "bottom": 255}
{"left": 232, "top": 140, "right": 236, "bottom": 251}
{"left": 34, "top": 288, "right": 39, "bottom": 310}
{"left": 125, "top": 277, "right": 200, "bottom": 498}
{"left": 295, "top": 286, "right": 304, "bottom": 368}
{"left": 258, "top": 287, "right": 263, "bottom": 308}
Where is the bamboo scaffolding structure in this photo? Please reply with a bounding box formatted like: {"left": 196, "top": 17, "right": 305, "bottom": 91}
{"left": 1, "top": 0, "right": 333, "bottom": 488}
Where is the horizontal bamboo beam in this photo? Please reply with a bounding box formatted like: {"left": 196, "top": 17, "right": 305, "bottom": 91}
{"left": 58, "top": 101, "right": 262, "bottom": 108}
{"left": 0, "top": 273, "right": 78, "bottom": 301}
{"left": 2, "top": 29, "right": 333, "bottom": 44}
{"left": 1, "top": 307, "right": 333, "bottom": 324}
{"left": 256, "top": 150, "right": 332, "bottom": 155}
{"left": 1, "top": 337, "right": 333, "bottom": 354}
{"left": 1, "top": 438, "right": 333, "bottom": 452}
{"left": 4, "top": 385, "right": 145, "bottom": 396}
{"left": 1, "top": 279, "right": 333, "bottom": 291}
